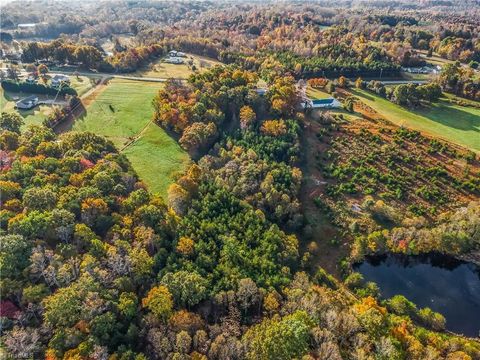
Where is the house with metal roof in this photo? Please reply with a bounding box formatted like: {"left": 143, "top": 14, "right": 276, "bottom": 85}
{"left": 15, "top": 95, "right": 39, "bottom": 110}
{"left": 51, "top": 74, "right": 70, "bottom": 87}
{"left": 164, "top": 56, "right": 184, "bottom": 64}
{"left": 302, "top": 97, "right": 341, "bottom": 109}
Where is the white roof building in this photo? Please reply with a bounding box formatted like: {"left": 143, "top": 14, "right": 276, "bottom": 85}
{"left": 302, "top": 97, "right": 342, "bottom": 109}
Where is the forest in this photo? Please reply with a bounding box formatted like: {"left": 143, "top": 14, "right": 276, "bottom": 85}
{"left": 1, "top": 0, "right": 480, "bottom": 359}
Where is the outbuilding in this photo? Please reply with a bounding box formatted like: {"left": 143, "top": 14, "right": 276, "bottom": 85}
{"left": 303, "top": 97, "right": 341, "bottom": 109}
{"left": 51, "top": 74, "right": 70, "bottom": 87}
{"left": 164, "top": 56, "right": 184, "bottom": 64}
{"left": 15, "top": 95, "right": 39, "bottom": 110}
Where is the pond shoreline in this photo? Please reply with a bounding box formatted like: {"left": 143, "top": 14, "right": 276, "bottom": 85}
{"left": 354, "top": 252, "right": 480, "bottom": 338}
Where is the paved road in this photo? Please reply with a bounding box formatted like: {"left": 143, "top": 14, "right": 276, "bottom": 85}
{"left": 0, "top": 67, "right": 178, "bottom": 82}
{"left": 380, "top": 80, "right": 428, "bottom": 85}
{"left": 3, "top": 66, "right": 433, "bottom": 84}
{"left": 50, "top": 70, "right": 172, "bottom": 82}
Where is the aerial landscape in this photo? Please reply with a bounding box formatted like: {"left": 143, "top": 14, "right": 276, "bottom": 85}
{"left": 0, "top": 0, "right": 479, "bottom": 358}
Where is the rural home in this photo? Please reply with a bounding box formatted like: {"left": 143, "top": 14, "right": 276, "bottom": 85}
{"left": 164, "top": 56, "right": 184, "bottom": 64}
{"left": 15, "top": 95, "right": 39, "bottom": 110}
{"left": 51, "top": 74, "right": 70, "bottom": 87}
{"left": 25, "top": 76, "right": 37, "bottom": 84}
{"left": 401, "top": 65, "right": 441, "bottom": 74}
{"left": 303, "top": 97, "right": 341, "bottom": 109}
{"left": 17, "top": 23, "right": 37, "bottom": 29}
{"left": 169, "top": 50, "right": 186, "bottom": 57}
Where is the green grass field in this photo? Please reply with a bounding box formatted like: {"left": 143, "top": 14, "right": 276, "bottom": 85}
{"left": 0, "top": 75, "right": 94, "bottom": 127}
{"left": 72, "top": 78, "right": 190, "bottom": 196}
{"left": 69, "top": 76, "right": 95, "bottom": 97}
{"left": 132, "top": 54, "right": 222, "bottom": 79}
{"left": 123, "top": 122, "right": 190, "bottom": 197}
{"left": 72, "top": 79, "right": 161, "bottom": 147}
{"left": 351, "top": 89, "right": 480, "bottom": 151}
{"left": 0, "top": 88, "right": 55, "bottom": 126}
{"left": 306, "top": 86, "right": 331, "bottom": 99}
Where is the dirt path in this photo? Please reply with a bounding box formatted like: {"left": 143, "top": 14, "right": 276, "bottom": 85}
{"left": 119, "top": 119, "right": 153, "bottom": 152}
{"left": 80, "top": 76, "right": 109, "bottom": 101}
{"left": 298, "top": 112, "right": 350, "bottom": 278}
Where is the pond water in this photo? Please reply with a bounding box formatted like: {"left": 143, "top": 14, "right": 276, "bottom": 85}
{"left": 355, "top": 254, "right": 480, "bottom": 337}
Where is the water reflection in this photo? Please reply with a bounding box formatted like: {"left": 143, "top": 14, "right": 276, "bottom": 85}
{"left": 355, "top": 253, "right": 480, "bottom": 337}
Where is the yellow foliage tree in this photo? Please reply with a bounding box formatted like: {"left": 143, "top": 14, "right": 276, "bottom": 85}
{"left": 261, "top": 120, "right": 287, "bottom": 136}
{"left": 240, "top": 105, "right": 256, "bottom": 129}
{"left": 176, "top": 236, "right": 195, "bottom": 256}
{"left": 142, "top": 285, "right": 173, "bottom": 322}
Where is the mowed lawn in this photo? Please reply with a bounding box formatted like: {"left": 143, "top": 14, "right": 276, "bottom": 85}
{"left": 123, "top": 122, "right": 190, "bottom": 198}
{"left": 69, "top": 75, "right": 96, "bottom": 97}
{"left": 132, "top": 54, "right": 222, "bottom": 79}
{"left": 72, "top": 78, "right": 161, "bottom": 147}
{"left": 0, "top": 75, "right": 94, "bottom": 127}
{"left": 74, "top": 78, "right": 190, "bottom": 196}
{"left": 306, "top": 86, "right": 331, "bottom": 99}
{"left": 0, "top": 88, "right": 55, "bottom": 127}
{"left": 351, "top": 89, "right": 480, "bottom": 151}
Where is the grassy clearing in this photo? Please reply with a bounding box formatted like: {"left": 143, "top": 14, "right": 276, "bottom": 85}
{"left": 306, "top": 86, "right": 331, "bottom": 99}
{"left": 350, "top": 88, "right": 480, "bottom": 151}
{"left": 400, "top": 71, "right": 434, "bottom": 81}
{"left": 133, "top": 54, "right": 222, "bottom": 79}
{"left": 72, "top": 79, "right": 162, "bottom": 147}
{"left": 0, "top": 87, "right": 56, "bottom": 127}
{"left": 417, "top": 50, "right": 455, "bottom": 67}
{"left": 100, "top": 35, "right": 135, "bottom": 53}
{"left": 123, "top": 122, "right": 190, "bottom": 197}
{"left": 0, "top": 75, "right": 95, "bottom": 127}
{"left": 69, "top": 76, "right": 95, "bottom": 97}
{"left": 73, "top": 78, "right": 190, "bottom": 196}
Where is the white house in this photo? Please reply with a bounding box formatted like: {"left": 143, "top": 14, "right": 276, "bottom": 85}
{"left": 303, "top": 97, "right": 341, "bottom": 109}
{"left": 15, "top": 95, "right": 39, "bottom": 110}
{"left": 164, "top": 56, "right": 184, "bottom": 64}
{"left": 169, "top": 50, "right": 186, "bottom": 57}
{"left": 51, "top": 74, "right": 70, "bottom": 87}
{"left": 18, "top": 23, "right": 37, "bottom": 29}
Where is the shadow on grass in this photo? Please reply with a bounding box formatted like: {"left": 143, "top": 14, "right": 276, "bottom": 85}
{"left": 413, "top": 101, "right": 480, "bottom": 132}
{"left": 352, "top": 89, "right": 480, "bottom": 133}
{"left": 54, "top": 101, "right": 87, "bottom": 134}
{"left": 350, "top": 89, "right": 377, "bottom": 102}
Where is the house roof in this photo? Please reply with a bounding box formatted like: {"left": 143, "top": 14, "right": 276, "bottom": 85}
{"left": 311, "top": 98, "right": 335, "bottom": 105}
{"left": 52, "top": 74, "right": 69, "bottom": 81}
{"left": 16, "top": 95, "right": 38, "bottom": 107}
{"left": 17, "top": 95, "right": 38, "bottom": 104}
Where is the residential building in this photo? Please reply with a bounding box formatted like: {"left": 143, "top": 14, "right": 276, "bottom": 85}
{"left": 302, "top": 97, "right": 342, "bottom": 109}
{"left": 51, "top": 74, "right": 70, "bottom": 87}
{"left": 15, "top": 95, "right": 39, "bottom": 110}
{"left": 164, "top": 56, "right": 184, "bottom": 64}
{"left": 169, "top": 50, "right": 186, "bottom": 57}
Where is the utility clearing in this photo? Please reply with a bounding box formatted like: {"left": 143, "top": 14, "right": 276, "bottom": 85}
{"left": 349, "top": 88, "right": 480, "bottom": 152}
{"left": 71, "top": 78, "right": 190, "bottom": 197}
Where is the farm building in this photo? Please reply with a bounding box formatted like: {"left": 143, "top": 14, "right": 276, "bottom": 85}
{"left": 51, "top": 74, "right": 70, "bottom": 87}
{"left": 169, "top": 50, "right": 186, "bottom": 57}
{"left": 15, "top": 95, "right": 39, "bottom": 110}
{"left": 164, "top": 56, "right": 184, "bottom": 64}
{"left": 303, "top": 97, "right": 341, "bottom": 109}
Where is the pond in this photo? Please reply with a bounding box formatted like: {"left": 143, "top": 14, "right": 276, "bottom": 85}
{"left": 354, "top": 253, "right": 480, "bottom": 337}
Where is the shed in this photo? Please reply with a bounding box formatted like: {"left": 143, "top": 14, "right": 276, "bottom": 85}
{"left": 15, "top": 95, "right": 39, "bottom": 110}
